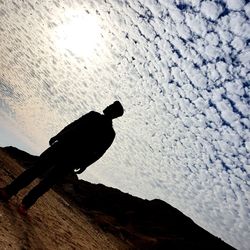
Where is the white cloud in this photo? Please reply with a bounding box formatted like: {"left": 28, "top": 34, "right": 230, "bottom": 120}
{"left": 201, "top": 1, "right": 223, "bottom": 21}
{"left": 225, "top": 0, "right": 246, "bottom": 11}
{"left": 0, "top": 1, "right": 249, "bottom": 249}
{"left": 238, "top": 48, "right": 250, "bottom": 65}
{"left": 245, "top": 3, "right": 250, "bottom": 17}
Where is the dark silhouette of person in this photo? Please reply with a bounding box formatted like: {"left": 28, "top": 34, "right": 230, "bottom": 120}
{"left": 0, "top": 101, "right": 124, "bottom": 215}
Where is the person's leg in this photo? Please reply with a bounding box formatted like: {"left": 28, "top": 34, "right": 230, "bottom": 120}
{"left": 3, "top": 162, "right": 48, "bottom": 199}
{"left": 21, "top": 163, "right": 70, "bottom": 210}
{"left": 3, "top": 146, "right": 55, "bottom": 199}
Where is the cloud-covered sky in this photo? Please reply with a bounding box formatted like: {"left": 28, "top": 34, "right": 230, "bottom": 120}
{"left": 0, "top": 0, "right": 249, "bottom": 249}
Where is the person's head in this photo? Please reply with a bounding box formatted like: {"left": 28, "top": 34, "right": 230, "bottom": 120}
{"left": 103, "top": 101, "right": 124, "bottom": 119}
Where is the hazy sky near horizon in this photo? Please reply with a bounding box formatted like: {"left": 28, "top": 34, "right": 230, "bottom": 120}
{"left": 0, "top": 1, "right": 249, "bottom": 249}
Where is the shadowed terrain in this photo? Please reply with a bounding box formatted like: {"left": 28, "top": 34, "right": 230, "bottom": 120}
{"left": 0, "top": 147, "right": 130, "bottom": 250}
{"left": 1, "top": 146, "right": 235, "bottom": 249}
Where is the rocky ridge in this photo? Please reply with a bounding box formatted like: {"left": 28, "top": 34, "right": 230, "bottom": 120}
{"left": 2, "top": 146, "right": 235, "bottom": 249}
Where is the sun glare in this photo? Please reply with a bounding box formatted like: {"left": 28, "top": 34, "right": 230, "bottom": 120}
{"left": 55, "top": 13, "right": 101, "bottom": 57}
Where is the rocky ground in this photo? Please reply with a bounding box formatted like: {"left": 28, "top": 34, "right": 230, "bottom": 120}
{"left": 0, "top": 148, "right": 131, "bottom": 250}
{"left": 0, "top": 147, "right": 235, "bottom": 249}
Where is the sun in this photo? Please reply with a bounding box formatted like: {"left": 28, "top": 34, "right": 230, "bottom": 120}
{"left": 55, "top": 12, "right": 101, "bottom": 57}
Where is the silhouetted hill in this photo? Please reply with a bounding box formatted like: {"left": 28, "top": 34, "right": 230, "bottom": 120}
{"left": 3, "top": 146, "right": 38, "bottom": 167}
{"left": 0, "top": 147, "right": 128, "bottom": 249}
{"left": 2, "top": 146, "right": 235, "bottom": 249}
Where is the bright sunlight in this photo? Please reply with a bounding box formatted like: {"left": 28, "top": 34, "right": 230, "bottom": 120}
{"left": 55, "top": 12, "right": 101, "bottom": 57}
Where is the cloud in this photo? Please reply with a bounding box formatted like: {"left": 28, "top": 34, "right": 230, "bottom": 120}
{"left": 225, "top": 0, "right": 246, "bottom": 11}
{"left": 0, "top": 1, "right": 249, "bottom": 249}
{"left": 201, "top": 1, "right": 223, "bottom": 21}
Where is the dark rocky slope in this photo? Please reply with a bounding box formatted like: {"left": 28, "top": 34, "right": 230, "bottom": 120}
{"left": 3, "top": 146, "right": 235, "bottom": 250}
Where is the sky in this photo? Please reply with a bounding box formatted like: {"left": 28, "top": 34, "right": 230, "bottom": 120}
{"left": 0, "top": 0, "right": 249, "bottom": 249}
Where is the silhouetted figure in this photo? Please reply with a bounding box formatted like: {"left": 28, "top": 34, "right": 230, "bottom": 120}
{"left": 0, "top": 101, "right": 124, "bottom": 215}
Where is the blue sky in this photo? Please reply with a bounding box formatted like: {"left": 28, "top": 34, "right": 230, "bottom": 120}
{"left": 0, "top": 1, "right": 249, "bottom": 249}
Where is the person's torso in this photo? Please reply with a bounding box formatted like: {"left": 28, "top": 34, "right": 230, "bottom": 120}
{"left": 59, "top": 112, "right": 115, "bottom": 154}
